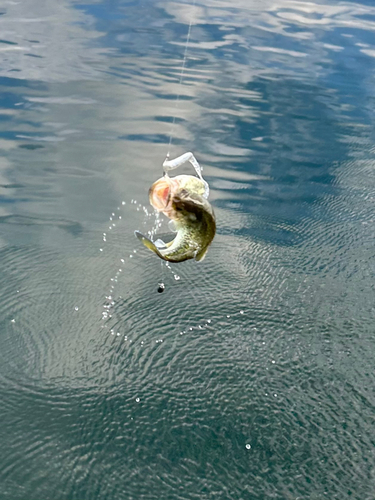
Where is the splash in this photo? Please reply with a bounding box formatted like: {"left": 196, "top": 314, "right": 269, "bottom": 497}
{"left": 95, "top": 197, "right": 247, "bottom": 345}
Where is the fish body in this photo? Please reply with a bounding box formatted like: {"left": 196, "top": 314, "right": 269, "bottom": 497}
{"left": 135, "top": 174, "right": 216, "bottom": 262}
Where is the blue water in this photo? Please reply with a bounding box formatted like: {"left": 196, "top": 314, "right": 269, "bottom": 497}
{"left": 1, "top": 1, "right": 375, "bottom": 499}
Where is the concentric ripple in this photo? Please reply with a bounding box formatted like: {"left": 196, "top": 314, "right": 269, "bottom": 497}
{"left": 1, "top": 0, "right": 375, "bottom": 499}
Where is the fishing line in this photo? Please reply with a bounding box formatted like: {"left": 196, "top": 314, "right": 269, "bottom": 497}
{"left": 158, "top": 260, "right": 166, "bottom": 293}
{"left": 153, "top": 0, "right": 198, "bottom": 292}
{"left": 166, "top": 0, "right": 197, "bottom": 160}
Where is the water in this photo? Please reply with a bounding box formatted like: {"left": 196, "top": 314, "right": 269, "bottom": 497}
{"left": 1, "top": 1, "right": 375, "bottom": 499}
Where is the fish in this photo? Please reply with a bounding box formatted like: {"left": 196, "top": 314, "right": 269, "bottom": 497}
{"left": 135, "top": 174, "right": 216, "bottom": 262}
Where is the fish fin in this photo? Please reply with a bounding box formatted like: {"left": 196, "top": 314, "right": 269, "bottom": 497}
{"left": 134, "top": 231, "right": 163, "bottom": 257}
{"left": 154, "top": 235, "right": 175, "bottom": 249}
{"left": 154, "top": 238, "right": 167, "bottom": 249}
{"left": 195, "top": 246, "right": 209, "bottom": 262}
{"left": 165, "top": 239, "right": 175, "bottom": 248}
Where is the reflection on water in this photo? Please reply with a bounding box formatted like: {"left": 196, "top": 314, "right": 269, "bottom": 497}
{"left": 1, "top": 0, "right": 375, "bottom": 499}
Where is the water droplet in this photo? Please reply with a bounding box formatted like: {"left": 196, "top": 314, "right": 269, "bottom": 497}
{"left": 246, "top": 444, "right": 251, "bottom": 450}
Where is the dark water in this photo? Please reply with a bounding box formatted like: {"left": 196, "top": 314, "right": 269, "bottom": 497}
{"left": 1, "top": 0, "right": 375, "bottom": 498}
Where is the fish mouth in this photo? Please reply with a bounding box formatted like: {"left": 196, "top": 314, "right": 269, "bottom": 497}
{"left": 149, "top": 176, "right": 179, "bottom": 215}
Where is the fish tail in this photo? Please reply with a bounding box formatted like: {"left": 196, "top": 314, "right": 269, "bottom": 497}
{"left": 134, "top": 231, "right": 165, "bottom": 259}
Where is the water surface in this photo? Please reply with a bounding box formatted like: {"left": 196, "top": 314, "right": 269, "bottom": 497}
{"left": 0, "top": 1, "right": 375, "bottom": 499}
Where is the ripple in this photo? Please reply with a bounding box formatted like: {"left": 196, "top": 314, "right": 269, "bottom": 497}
{"left": 1, "top": 0, "right": 375, "bottom": 498}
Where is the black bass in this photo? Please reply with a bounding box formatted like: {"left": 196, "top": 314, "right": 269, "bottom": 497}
{"left": 135, "top": 174, "right": 216, "bottom": 262}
